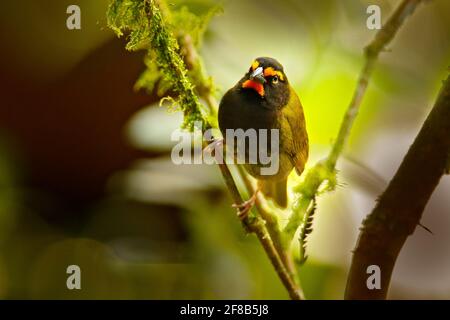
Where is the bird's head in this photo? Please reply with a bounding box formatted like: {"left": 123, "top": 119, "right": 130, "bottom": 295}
{"left": 240, "top": 57, "right": 290, "bottom": 107}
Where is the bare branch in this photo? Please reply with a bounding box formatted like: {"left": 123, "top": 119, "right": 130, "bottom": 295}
{"left": 217, "top": 162, "right": 304, "bottom": 300}
{"left": 236, "top": 166, "right": 300, "bottom": 287}
{"left": 345, "top": 73, "right": 450, "bottom": 299}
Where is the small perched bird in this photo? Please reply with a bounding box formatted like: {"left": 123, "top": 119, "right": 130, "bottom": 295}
{"left": 218, "top": 57, "right": 309, "bottom": 211}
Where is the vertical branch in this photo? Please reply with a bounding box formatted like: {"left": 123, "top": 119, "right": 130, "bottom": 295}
{"left": 345, "top": 74, "right": 450, "bottom": 299}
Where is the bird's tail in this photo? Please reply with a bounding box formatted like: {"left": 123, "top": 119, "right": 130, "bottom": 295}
{"left": 258, "top": 178, "right": 288, "bottom": 208}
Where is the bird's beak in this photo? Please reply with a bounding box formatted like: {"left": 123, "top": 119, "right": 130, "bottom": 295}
{"left": 250, "top": 67, "right": 266, "bottom": 84}
{"left": 242, "top": 66, "right": 266, "bottom": 96}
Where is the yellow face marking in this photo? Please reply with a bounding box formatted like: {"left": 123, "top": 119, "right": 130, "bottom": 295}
{"left": 263, "top": 67, "right": 284, "bottom": 81}
{"left": 251, "top": 60, "right": 259, "bottom": 71}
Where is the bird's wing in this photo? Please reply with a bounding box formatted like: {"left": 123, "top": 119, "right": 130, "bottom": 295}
{"left": 281, "top": 87, "right": 309, "bottom": 175}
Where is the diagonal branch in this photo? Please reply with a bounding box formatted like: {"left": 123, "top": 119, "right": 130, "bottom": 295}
{"left": 327, "top": 0, "right": 425, "bottom": 168}
{"left": 236, "top": 165, "right": 300, "bottom": 286}
{"left": 345, "top": 73, "right": 450, "bottom": 299}
{"left": 165, "top": 1, "right": 303, "bottom": 297}
{"left": 140, "top": 0, "right": 303, "bottom": 299}
{"left": 217, "top": 162, "right": 304, "bottom": 300}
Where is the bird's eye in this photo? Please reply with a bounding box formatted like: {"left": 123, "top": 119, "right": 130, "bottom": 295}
{"left": 272, "top": 76, "right": 279, "bottom": 84}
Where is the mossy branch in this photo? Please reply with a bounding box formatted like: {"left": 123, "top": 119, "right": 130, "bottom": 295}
{"left": 108, "top": 0, "right": 207, "bottom": 130}
{"left": 107, "top": 0, "right": 303, "bottom": 299}
{"left": 282, "top": 0, "right": 426, "bottom": 259}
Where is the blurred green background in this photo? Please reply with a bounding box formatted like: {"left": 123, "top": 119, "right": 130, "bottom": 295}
{"left": 0, "top": 0, "right": 449, "bottom": 299}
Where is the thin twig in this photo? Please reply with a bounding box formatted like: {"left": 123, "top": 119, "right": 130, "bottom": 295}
{"left": 236, "top": 165, "right": 300, "bottom": 285}
{"left": 108, "top": 0, "right": 304, "bottom": 300}
{"left": 178, "top": 6, "right": 305, "bottom": 296}
{"left": 283, "top": 0, "right": 425, "bottom": 248}
{"left": 143, "top": 0, "right": 303, "bottom": 299}
{"left": 217, "top": 162, "right": 304, "bottom": 300}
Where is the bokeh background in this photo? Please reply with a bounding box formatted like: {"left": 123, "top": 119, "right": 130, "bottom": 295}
{"left": 0, "top": 0, "right": 449, "bottom": 299}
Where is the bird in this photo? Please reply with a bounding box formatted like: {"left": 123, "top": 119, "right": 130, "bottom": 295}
{"left": 218, "top": 57, "right": 309, "bottom": 215}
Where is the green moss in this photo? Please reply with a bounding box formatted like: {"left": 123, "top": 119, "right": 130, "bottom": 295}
{"left": 107, "top": 0, "right": 220, "bottom": 130}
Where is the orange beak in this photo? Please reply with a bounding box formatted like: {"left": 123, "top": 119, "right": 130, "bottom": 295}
{"left": 242, "top": 79, "right": 265, "bottom": 96}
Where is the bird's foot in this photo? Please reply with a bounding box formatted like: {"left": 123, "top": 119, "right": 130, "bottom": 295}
{"left": 232, "top": 189, "right": 259, "bottom": 220}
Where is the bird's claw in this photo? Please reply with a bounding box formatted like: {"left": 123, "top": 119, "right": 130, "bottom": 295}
{"left": 232, "top": 190, "right": 259, "bottom": 220}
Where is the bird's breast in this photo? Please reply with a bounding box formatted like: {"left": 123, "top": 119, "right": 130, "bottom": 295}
{"left": 218, "top": 88, "right": 280, "bottom": 133}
